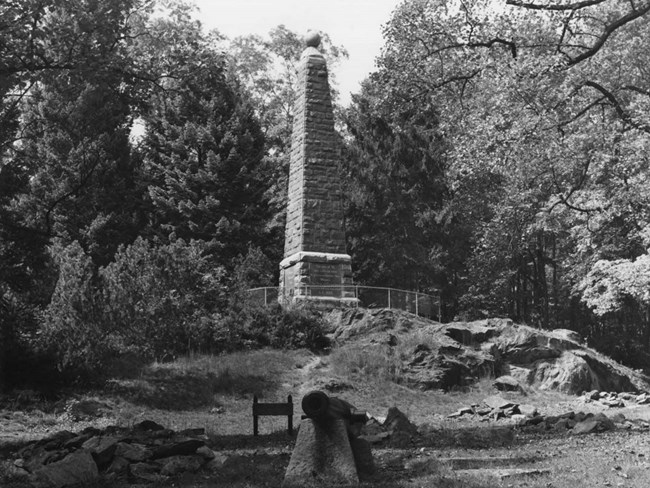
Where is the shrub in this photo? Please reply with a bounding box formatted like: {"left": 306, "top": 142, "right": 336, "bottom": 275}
{"left": 40, "top": 241, "right": 108, "bottom": 380}
{"left": 100, "top": 237, "right": 227, "bottom": 360}
{"left": 40, "top": 238, "right": 229, "bottom": 382}
{"left": 214, "top": 303, "right": 330, "bottom": 352}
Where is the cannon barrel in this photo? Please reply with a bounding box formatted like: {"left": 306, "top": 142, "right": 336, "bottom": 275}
{"left": 301, "top": 390, "right": 361, "bottom": 422}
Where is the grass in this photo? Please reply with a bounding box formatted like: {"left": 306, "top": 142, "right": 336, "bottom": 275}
{"left": 4, "top": 346, "right": 650, "bottom": 487}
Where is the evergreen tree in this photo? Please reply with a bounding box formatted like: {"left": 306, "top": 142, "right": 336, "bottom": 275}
{"left": 140, "top": 11, "right": 272, "bottom": 269}
{"left": 343, "top": 79, "right": 451, "bottom": 297}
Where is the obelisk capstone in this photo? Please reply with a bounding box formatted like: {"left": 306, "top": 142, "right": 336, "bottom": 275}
{"left": 279, "top": 32, "right": 357, "bottom": 307}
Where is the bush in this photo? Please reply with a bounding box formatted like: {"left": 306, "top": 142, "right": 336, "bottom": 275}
{"left": 40, "top": 238, "right": 229, "bottom": 382}
{"left": 40, "top": 241, "right": 108, "bottom": 380}
{"left": 214, "top": 303, "right": 330, "bottom": 352}
{"left": 101, "top": 237, "right": 227, "bottom": 360}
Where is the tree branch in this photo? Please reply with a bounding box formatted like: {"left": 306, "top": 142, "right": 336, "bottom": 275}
{"left": 506, "top": 0, "right": 608, "bottom": 11}
{"left": 568, "top": 2, "right": 650, "bottom": 65}
{"left": 583, "top": 80, "right": 650, "bottom": 133}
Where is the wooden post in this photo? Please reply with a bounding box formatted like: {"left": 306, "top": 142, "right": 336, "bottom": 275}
{"left": 253, "top": 395, "right": 259, "bottom": 436}
{"left": 287, "top": 395, "right": 293, "bottom": 435}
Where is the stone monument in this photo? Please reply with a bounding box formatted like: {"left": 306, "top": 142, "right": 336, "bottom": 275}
{"left": 279, "top": 32, "right": 357, "bottom": 307}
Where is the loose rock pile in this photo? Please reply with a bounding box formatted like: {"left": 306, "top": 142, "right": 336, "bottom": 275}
{"left": 4, "top": 420, "right": 226, "bottom": 487}
{"left": 581, "top": 390, "right": 650, "bottom": 408}
{"left": 448, "top": 395, "right": 650, "bottom": 434}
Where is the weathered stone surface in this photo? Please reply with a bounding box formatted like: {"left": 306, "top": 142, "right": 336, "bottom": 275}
{"left": 65, "top": 399, "right": 112, "bottom": 421}
{"left": 22, "top": 447, "right": 68, "bottom": 473}
{"left": 129, "top": 462, "right": 167, "bottom": 483}
{"left": 34, "top": 449, "right": 98, "bottom": 488}
{"left": 329, "top": 308, "right": 650, "bottom": 394}
{"left": 134, "top": 419, "right": 165, "bottom": 432}
{"left": 204, "top": 453, "right": 229, "bottom": 471}
{"left": 159, "top": 455, "right": 204, "bottom": 476}
{"left": 196, "top": 445, "right": 215, "bottom": 460}
{"left": 518, "top": 404, "right": 538, "bottom": 417}
{"left": 280, "top": 37, "right": 355, "bottom": 306}
{"left": 493, "top": 375, "right": 523, "bottom": 392}
{"left": 571, "top": 413, "right": 615, "bottom": 435}
{"left": 105, "top": 456, "right": 130, "bottom": 476}
{"left": 445, "top": 323, "right": 496, "bottom": 345}
{"left": 572, "top": 420, "right": 600, "bottom": 435}
{"left": 114, "top": 441, "right": 151, "bottom": 462}
{"left": 384, "top": 407, "right": 418, "bottom": 437}
{"left": 483, "top": 396, "right": 516, "bottom": 410}
{"left": 531, "top": 352, "right": 597, "bottom": 394}
{"left": 551, "top": 329, "right": 582, "bottom": 343}
{"left": 151, "top": 438, "right": 204, "bottom": 460}
{"left": 283, "top": 418, "right": 358, "bottom": 487}
{"left": 81, "top": 435, "right": 119, "bottom": 469}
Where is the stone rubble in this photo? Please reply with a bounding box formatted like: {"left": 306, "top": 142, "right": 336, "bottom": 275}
{"left": 6, "top": 420, "right": 223, "bottom": 487}
{"left": 447, "top": 392, "right": 650, "bottom": 435}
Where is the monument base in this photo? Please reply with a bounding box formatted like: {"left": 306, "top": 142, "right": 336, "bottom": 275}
{"left": 279, "top": 252, "right": 359, "bottom": 309}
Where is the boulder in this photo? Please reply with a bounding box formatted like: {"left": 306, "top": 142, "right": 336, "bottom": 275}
{"left": 151, "top": 438, "right": 204, "bottom": 460}
{"left": 196, "top": 446, "right": 215, "bottom": 460}
{"left": 518, "top": 404, "right": 538, "bottom": 417}
{"left": 572, "top": 414, "right": 615, "bottom": 435}
{"left": 531, "top": 352, "right": 596, "bottom": 394}
{"left": 483, "top": 395, "right": 516, "bottom": 410}
{"left": 34, "top": 449, "right": 99, "bottom": 488}
{"left": 114, "top": 442, "right": 151, "bottom": 462}
{"left": 551, "top": 329, "right": 582, "bottom": 344}
{"left": 204, "top": 453, "right": 229, "bottom": 471}
{"left": 81, "top": 436, "right": 120, "bottom": 470}
{"left": 134, "top": 420, "right": 165, "bottom": 432}
{"left": 66, "top": 399, "right": 111, "bottom": 421}
{"left": 493, "top": 375, "right": 523, "bottom": 392}
{"left": 105, "top": 456, "right": 130, "bottom": 476}
{"left": 159, "top": 455, "right": 204, "bottom": 476}
{"left": 129, "top": 462, "right": 167, "bottom": 483}
{"left": 384, "top": 407, "right": 418, "bottom": 437}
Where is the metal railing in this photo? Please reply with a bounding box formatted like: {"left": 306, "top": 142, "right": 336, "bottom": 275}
{"left": 246, "top": 285, "right": 441, "bottom": 320}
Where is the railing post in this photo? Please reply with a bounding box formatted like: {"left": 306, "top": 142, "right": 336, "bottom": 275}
{"left": 253, "top": 395, "right": 259, "bottom": 436}
{"left": 264, "top": 287, "right": 268, "bottom": 306}
{"left": 388, "top": 288, "right": 391, "bottom": 309}
{"left": 415, "top": 293, "right": 419, "bottom": 316}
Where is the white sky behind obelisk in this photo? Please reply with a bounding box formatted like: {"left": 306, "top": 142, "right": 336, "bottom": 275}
{"left": 190, "top": 0, "right": 403, "bottom": 106}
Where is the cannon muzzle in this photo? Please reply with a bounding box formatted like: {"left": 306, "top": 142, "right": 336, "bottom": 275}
{"left": 301, "top": 390, "right": 367, "bottom": 424}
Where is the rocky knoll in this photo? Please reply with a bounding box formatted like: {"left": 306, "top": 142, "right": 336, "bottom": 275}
{"left": 327, "top": 309, "right": 650, "bottom": 394}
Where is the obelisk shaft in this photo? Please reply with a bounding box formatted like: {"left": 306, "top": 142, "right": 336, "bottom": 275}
{"left": 279, "top": 35, "right": 356, "bottom": 307}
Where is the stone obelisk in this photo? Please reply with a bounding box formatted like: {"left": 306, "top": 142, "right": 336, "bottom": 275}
{"left": 279, "top": 32, "right": 357, "bottom": 308}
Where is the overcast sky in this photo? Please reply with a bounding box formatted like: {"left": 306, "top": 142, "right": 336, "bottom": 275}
{"left": 191, "top": 0, "right": 403, "bottom": 106}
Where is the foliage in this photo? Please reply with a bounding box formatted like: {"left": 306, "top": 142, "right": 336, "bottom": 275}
{"left": 343, "top": 82, "right": 450, "bottom": 294}
{"left": 215, "top": 304, "right": 330, "bottom": 353}
{"left": 139, "top": 9, "right": 274, "bottom": 269}
{"left": 101, "top": 237, "right": 227, "bottom": 359}
{"left": 40, "top": 238, "right": 227, "bottom": 381}
{"left": 371, "top": 0, "right": 650, "bottom": 333}
{"left": 580, "top": 255, "right": 650, "bottom": 317}
{"left": 40, "top": 241, "right": 107, "bottom": 380}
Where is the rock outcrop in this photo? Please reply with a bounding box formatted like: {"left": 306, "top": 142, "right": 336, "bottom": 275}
{"left": 327, "top": 309, "right": 650, "bottom": 394}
